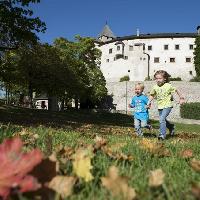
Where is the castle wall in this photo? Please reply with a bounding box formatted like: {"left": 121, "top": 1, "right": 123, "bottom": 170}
{"left": 98, "top": 37, "right": 196, "bottom": 82}
{"left": 106, "top": 81, "right": 200, "bottom": 121}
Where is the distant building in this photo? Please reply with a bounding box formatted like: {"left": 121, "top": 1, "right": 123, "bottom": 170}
{"left": 95, "top": 24, "right": 200, "bottom": 82}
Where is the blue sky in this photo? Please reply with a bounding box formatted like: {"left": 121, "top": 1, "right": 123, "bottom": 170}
{"left": 31, "top": 0, "right": 200, "bottom": 44}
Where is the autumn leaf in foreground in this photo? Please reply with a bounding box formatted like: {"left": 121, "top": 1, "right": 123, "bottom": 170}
{"left": 191, "top": 182, "right": 200, "bottom": 199}
{"left": 139, "top": 138, "right": 170, "bottom": 157}
{"left": 93, "top": 136, "right": 107, "bottom": 150}
{"left": 190, "top": 159, "right": 200, "bottom": 172}
{"left": 0, "top": 137, "right": 43, "bottom": 199}
{"left": 101, "top": 166, "right": 136, "bottom": 200}
{"left": 47, "top": 176, "right": 76, "bottom": 198}
{"left": 72, "top": 148, "right": 94, "bottom": 182}
{"left": 148, "top": 169, "right": 165, "bottom": 187}
{"left": 179, "top": 149, "right": 193, "bottom": 158}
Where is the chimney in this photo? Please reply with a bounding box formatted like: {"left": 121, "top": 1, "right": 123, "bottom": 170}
{"left": 197, "top": 26, "right": 200, "bottom": 35}
{"left": 136, "top": 28, "right": 140, "bottom": 36}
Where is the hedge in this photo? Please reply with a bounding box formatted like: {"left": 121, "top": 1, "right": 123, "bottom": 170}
{"left": 180, "top": 102, "right": 200, "bottom": 120}
{"left": 120, "top": 75, "right": 130, "bottom": 82}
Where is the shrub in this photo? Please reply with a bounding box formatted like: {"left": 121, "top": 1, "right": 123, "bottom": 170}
{"left": 169, "top": 77, "right": 182, "bottom": 81}
{"left": 120, "top": 75, "right": 130, "bottom": 82}
{"left": 180, "top": 102, "right": 200, "bottom": 120}
{"left": 190, "top": 76, "right": 200, "bottom": 82}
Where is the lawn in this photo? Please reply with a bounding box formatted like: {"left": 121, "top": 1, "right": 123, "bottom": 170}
{"left": 0, "top": 105, "right": 200, "bottom": 200}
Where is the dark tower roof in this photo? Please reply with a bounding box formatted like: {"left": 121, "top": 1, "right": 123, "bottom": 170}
{"left": 98, "top": 24, "right": 116, "bottom": 38}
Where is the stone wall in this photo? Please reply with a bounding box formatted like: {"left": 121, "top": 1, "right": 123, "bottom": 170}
{"left": 106, "top": 81, "right": 200, "bottom": 120}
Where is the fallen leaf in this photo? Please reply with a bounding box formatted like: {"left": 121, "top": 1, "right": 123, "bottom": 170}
{"left": 140, "top": 138, "right": 170, "bottom": 157}
{"left": 0, "top": 137, "right": 42, "bottom": 198}
{"left": 191, "top": 182, "right": 200, "bottom": 200}
{"left": 179, "top": 149, "right": 193, "bottom": 158}
{"left": 190, "top": 159, "right": 200, "bottom": 172}
{"left": 149, "top": 169, "right": 165, "bottom": 187}
{"left": 72, "top": 148, "right": 94, "bottom": 182}
{"left": 47, "top": 176, "right": 76, "bottom": 198}
{"left": 102, "top": 147, "right": 133, "bottom": 161}
{"left": 93, "top": 136, "right": 107, "bottom": 150}
{"left": 101, "top": 166, "right": 136, "bottom": 200}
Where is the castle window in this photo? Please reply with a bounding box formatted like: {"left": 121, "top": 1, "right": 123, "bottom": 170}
{"left": 117, "top": 46, "right": 120, "bottom": 51}
{"left": 164, "top": 45, "right": 168, "bottom": 50}
{"left": 189, "top": 44, "right": 194, "bottom": 50}
{"left": 129, "top": 45, "right": 133, "bottom": 51}
{"left": 124, "top": 56, "right": 128, "bottom": 60}
{"left": 189, "top": 71, "right": 193, "bottom": 75}
{"left": 175, "top": 45, "right": 180, "bottom": 50}
{"left": 128, "top": 70, "right": 130, "bottom": 72}
{"left": 109, "top": 48, "right": 112, "bottom": 54}
{"left": 116, "top": 54, "right": 124, "bottom": 60}
{"left": 148, "top": 45, "right": 152, "bottom": 50}
{"left": 186, "top": 57, "right": 191, "bottom": 62}
{"left": 154, "top": 57, "right": 160, "bottom": 63}
{"left": 170, "top": 58, "right": 175, "bottom": 63}
{"left": 106, "top": 59, "right": 109, "bottom": 62}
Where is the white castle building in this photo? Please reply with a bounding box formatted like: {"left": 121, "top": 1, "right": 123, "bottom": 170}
{"left": 96, "top": 24, "right": 200, "bottom": 82}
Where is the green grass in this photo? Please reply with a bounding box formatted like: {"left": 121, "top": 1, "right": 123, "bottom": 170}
{"left": 0, "top": 105, "right": 200, "bottom": 200}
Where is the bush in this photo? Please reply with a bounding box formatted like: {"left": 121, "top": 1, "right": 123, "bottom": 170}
{"left": 190, "top": 76, "right": 200, "bottom": 82}
{"left": 180, "top": 102, "right": 200, "bottom": 120}
{"left": 169, "top": 77, "right": 182, "bottom": 81}
{"left": 120, "top": 75, "right": 130, "bottom": 82}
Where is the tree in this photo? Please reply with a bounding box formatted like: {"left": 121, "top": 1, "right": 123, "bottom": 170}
{"left": 194, "top": 36, "right": 200, "bottom": 77}
{"left": 54, "top": 36, "right": 107, "bottom": 108}
{"left": 0, "top": 0, "right": 46, "bottom": 50}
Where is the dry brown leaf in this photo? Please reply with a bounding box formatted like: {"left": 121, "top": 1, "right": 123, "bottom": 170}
{"left": 149, "top": 169, "right": 165, "bottom": 187}
{"left": 93, "top": 136, "right": 107, "bottom": 150}
{"left": 191, "top": 183, "right": 200, "bottom": 200}
{"left": 190, "top": 159, "right": 200, "bottom": 172}
{"left": 109, "top": 142, "right": 127, "bottom": 152}
{"left": 101, "top": 166, "right": 136, "bottom": 200}
{"left": 47, "top": 176, "right": 76, "bottom": 198}
{"left": 102, "top": 147, "right": 133, "bottom": 161}
{"left": 179, "top": 149, "right": 193, "bottom": 158}
{"left": 170, "top": 138, "right": 185, "bottom": 145}
{"left": 139, "top": 138, "right": 170, "bottom": 157}
{"left": 49, "top": 153, "right": 60, "bottom": 172}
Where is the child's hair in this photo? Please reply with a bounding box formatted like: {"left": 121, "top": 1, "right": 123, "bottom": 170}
{"left": 135, "top": 82, "right": 144, "bottom": 90}
{"left": 154, "top": 70, "right": 171, "bottom": 83}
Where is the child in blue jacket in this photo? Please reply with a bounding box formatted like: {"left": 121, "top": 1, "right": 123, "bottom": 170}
{"left": 129, "top": 83, "right": 152, "bottom": 136}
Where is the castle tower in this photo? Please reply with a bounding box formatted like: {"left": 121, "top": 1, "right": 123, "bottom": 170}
{"left": 98, "top": 23, "right": 116, "bottom": 42}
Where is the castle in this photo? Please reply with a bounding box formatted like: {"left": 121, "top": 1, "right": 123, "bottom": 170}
{"left": 95, "top": 24, "right": 200, "bottom": 82}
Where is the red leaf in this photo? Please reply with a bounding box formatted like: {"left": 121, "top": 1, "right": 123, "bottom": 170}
{"left": 0, "top": 137, "right": 43, "bottom": 199}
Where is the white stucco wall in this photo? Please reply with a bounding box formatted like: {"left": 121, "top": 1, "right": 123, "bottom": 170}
{"left": 98, "top": 37, "right": 196, "bottom": 82}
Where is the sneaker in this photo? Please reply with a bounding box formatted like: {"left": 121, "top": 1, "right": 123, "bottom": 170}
{"left": 158, "top": 135, "right": 165, "bottom": 140}
{"left": 169, "top": 125, "right": 175, "bottom": 136}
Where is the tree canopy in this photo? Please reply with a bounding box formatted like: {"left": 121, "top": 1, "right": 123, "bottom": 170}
{"left": 0, "top": 0, "right": 46, "bottom": 50}
{"left": 0, "top": 36, "right": 107, "bottom": 108}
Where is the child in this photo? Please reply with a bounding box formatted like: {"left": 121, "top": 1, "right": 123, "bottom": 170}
{"left": 129, "top": 83, "right": 152, "bottom": 137}
{"left": 147, "top": 70, "right": 185, "bottom": 140}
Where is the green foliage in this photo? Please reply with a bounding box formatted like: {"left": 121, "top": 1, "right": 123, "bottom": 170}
{"left": 0, "top": 36, "right": 107, "bottom": 107}
{"left": 169, "top": 77, "right": 182, "bottom": 81}
{"left": 119, "top": 75, "right": 130, "bottom": 82}
{"left": 180, "top": 102, "right": 200, "bottom": 120}
{"left": 54, "top": 36, "right": 107, "bottom": 106}
{"left": 194, "top": 36, "right": 200, "bottom": 77}
{"left": 0, "top": 0, "right": 46, "bottom": 50}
